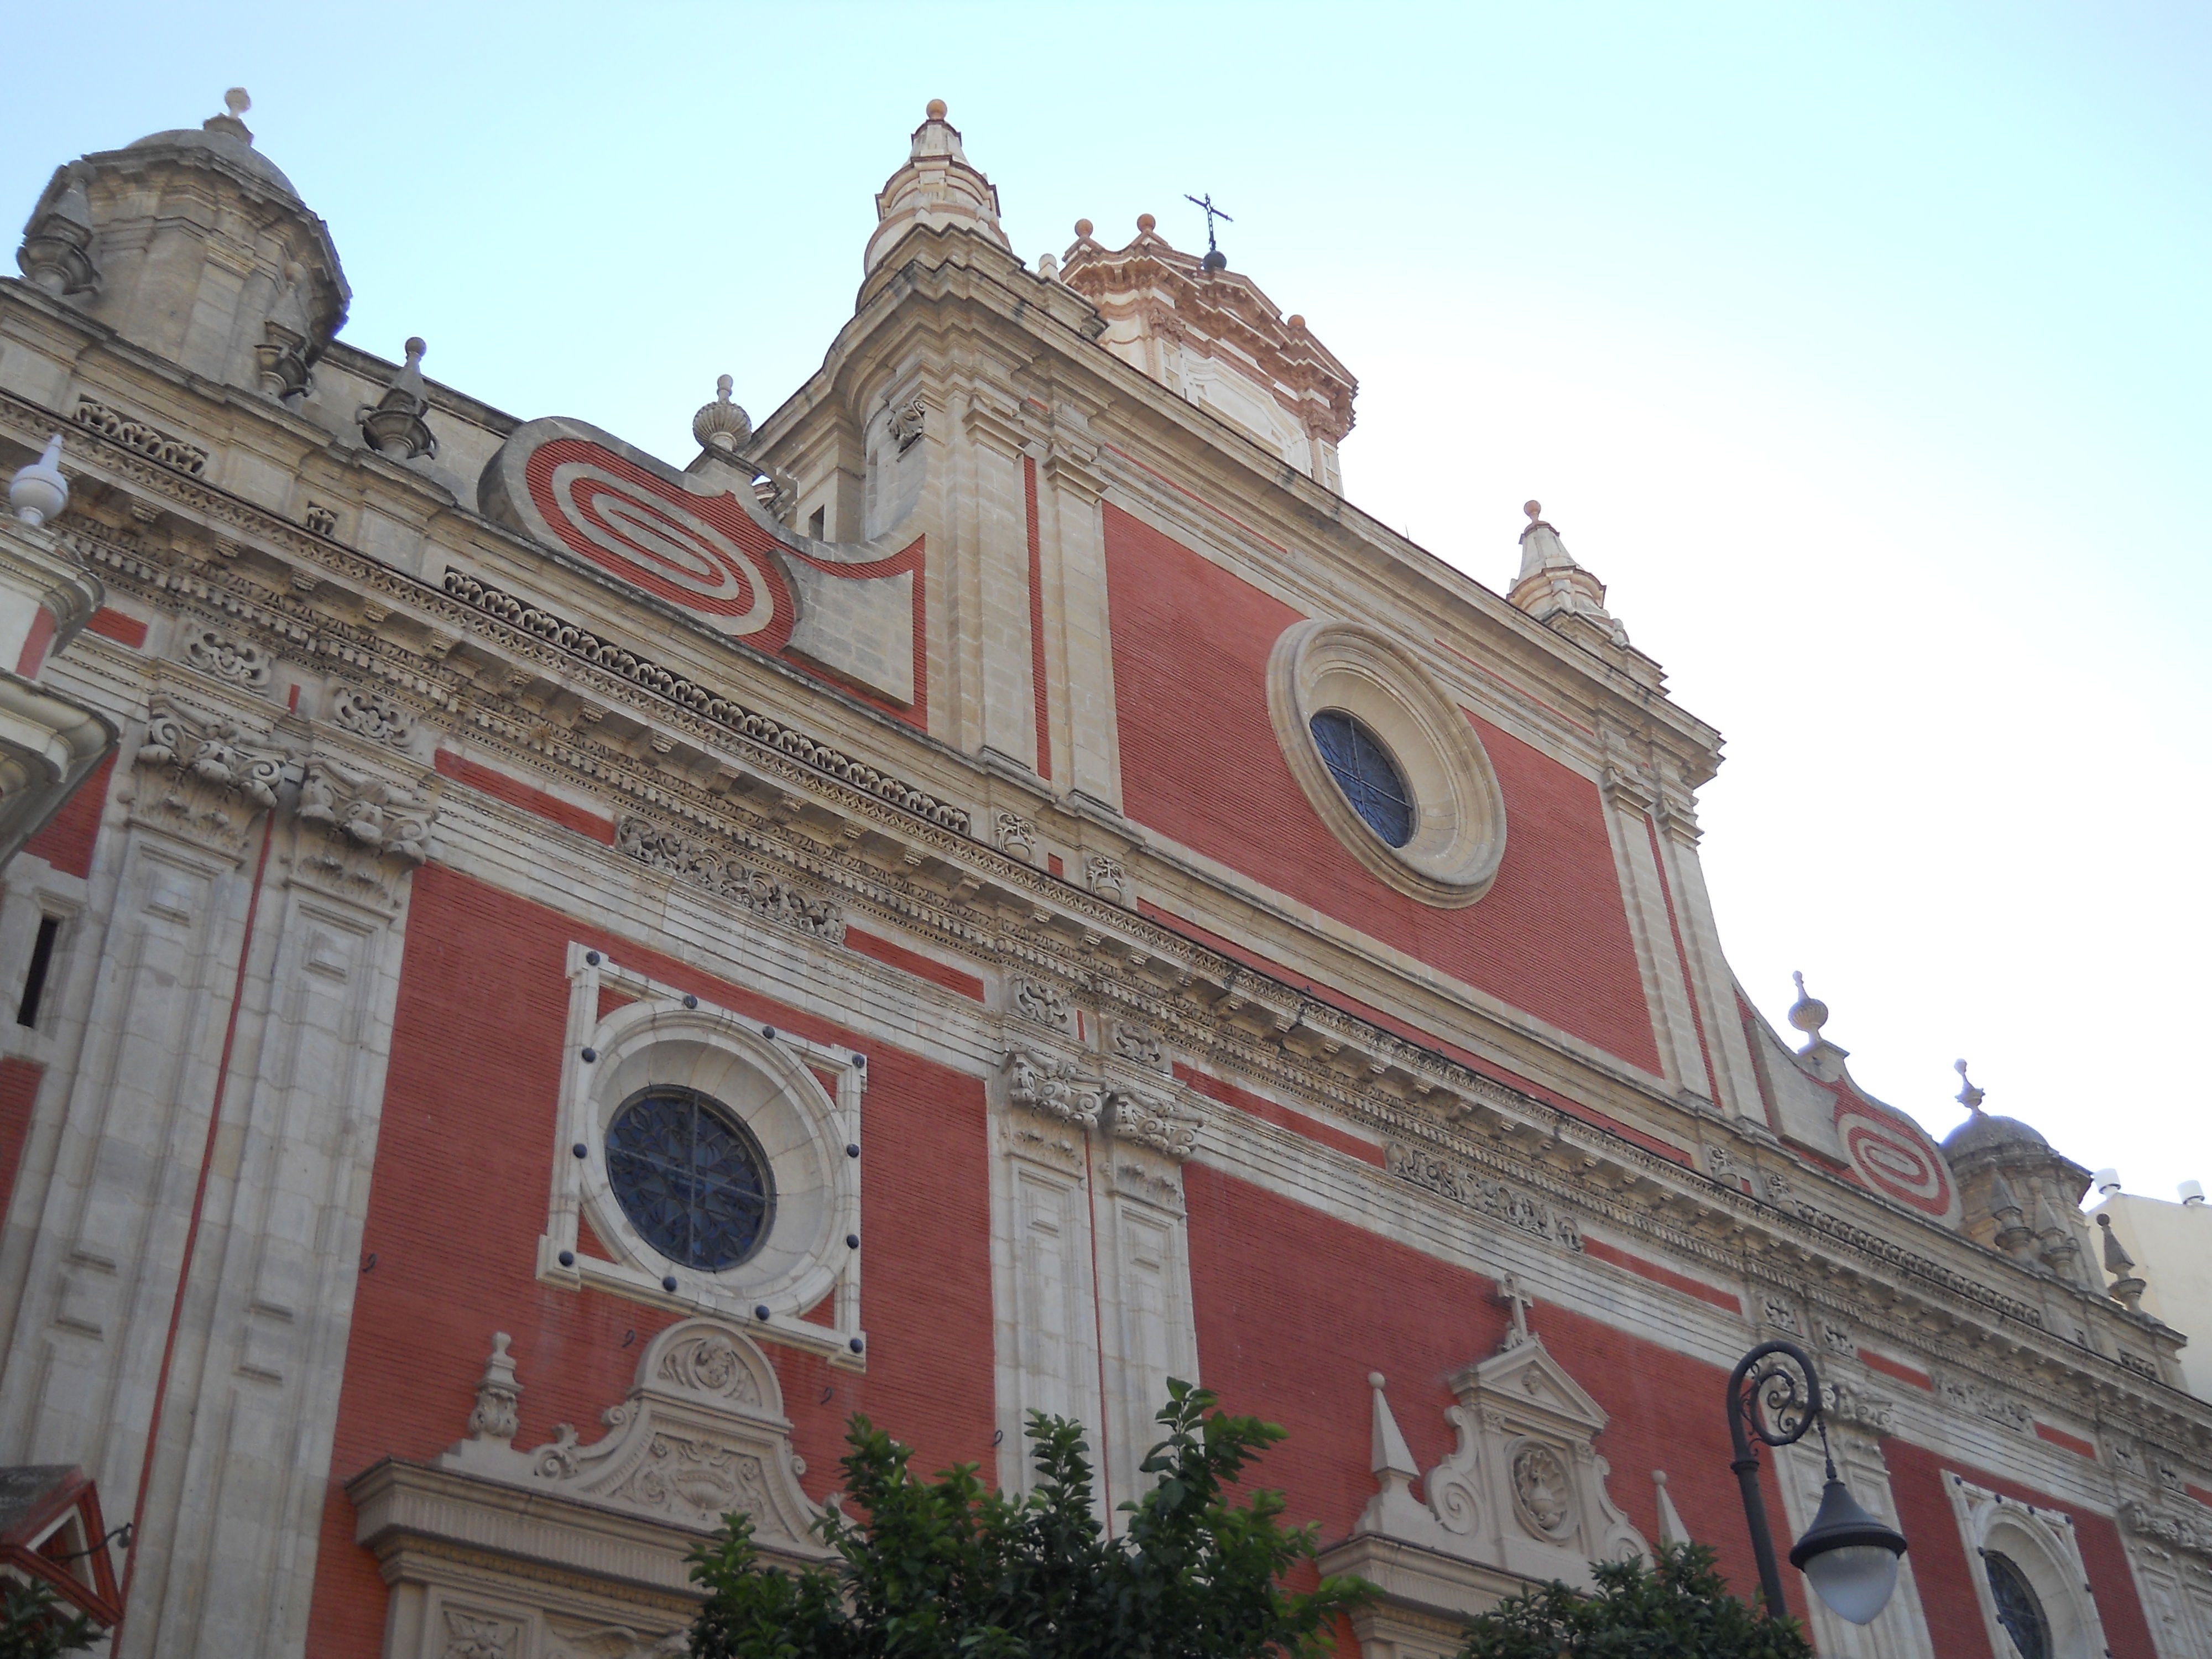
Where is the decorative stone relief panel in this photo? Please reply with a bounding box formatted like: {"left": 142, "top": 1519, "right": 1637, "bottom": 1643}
{"left": 1109, "top": 1019, "right": 1167, "bottom": 1071}
{"left": 615, "top": 816, "right": 844, "bottom": 941}
{"left": 994, "top": 811, "right": 1037, "bottom": 863}
{"left": 1008, "top": 975, "right": 1072, "bottom": 1032}
{"left": 184, "top": 627, "right": 274, "bottom": 690}
{"left": 1384, "top": 1141, "right": 1583, "bottom": 1251}
{"left": 328, "top": 684, "right": 414, "bottom": 746}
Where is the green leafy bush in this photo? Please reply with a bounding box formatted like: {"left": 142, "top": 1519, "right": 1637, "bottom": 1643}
{"left": 1456, "top": 1543, "right": 1814, "bottom": 1659}
{"left": 688, "top": 1378, "right": 1372, "bottom": 1659}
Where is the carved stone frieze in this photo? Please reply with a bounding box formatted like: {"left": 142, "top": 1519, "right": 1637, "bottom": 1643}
{"left": 1004, "top": 1047, "right": 1103, "bottom": 1128}
{"left": 441, "top": 569, "right": 969, "bottom": 833}
{"left": 2121, "top": 1499, "right": 2212, "bottom": 1559}
{"left": 1385, "top": 1140, "right": 1584, "bottom": 1251}
{"left": 615, "top": 816, "right": 845, "bottom": 942}
{"left": 132, "top": 696, "right": 289, "bottom": 855}
{"left": 75, "top": 395, "right": 208, "bottom": 476}
{"left": 1936, "top": 1370, "right": 2032, "bottom": 1436}
{"left": 441, "top": 1319, "right": 825, "bottom": 1550}
{"left": 1107, "top": 1088, "right": 1201, "bottom": 1161}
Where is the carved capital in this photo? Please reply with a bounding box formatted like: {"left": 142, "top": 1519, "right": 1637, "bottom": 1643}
{"left": 1004, "top": 1047, "right": 1102, "bottom": 1128}
{"left": 1107, "top": 1087, "right": 1201, "bottom": 1161}
{"left": 131, "top": 696, "right": 289, "bottom": 854}
{"left": 293, "top": 755, "right": 438, "bottom": 904}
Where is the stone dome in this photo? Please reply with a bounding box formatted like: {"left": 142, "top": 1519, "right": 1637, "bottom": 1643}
{"left": 122, "top": 125, "right": 301, "bottom": 201}
{"left": 1942, "top": 1109, "right": 2053, "bottom": 1160}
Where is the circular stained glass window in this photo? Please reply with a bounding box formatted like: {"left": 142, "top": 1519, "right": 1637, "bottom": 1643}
{"left": 1985, "top": 1552, "right": 2050, "bottom": 1659}
{"left": 606, "top": 1087, "right": 775, "bottom": 1271}
{"left": 1310, "top": 709, "right": 1414, "bottom": 848}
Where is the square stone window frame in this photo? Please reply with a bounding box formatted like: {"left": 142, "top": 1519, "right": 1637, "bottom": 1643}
{"left": 536, "top": 940, "right": 868, "bottom": 1369}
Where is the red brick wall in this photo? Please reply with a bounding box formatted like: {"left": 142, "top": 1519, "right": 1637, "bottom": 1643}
{"left": 0, "top": 1057, "right": 46, "bottom": 1223}
{"left": 305, "top": 865, "right": 995, "bottom": 1657}
{"left": 1182, "top": 1164, "right": 1806, "bottom": 1620}
{"left": 1102, "top": 506, "right": 1656, "bottom": 1073}
{"left": 432, "top": 751, "right": 616, "bottom": 843}
{"left": 21, "top": 753, "right": 114, "bottom": 879}
{"left": 1882, "top": 1438, "right": 2157, "bottom": 1659}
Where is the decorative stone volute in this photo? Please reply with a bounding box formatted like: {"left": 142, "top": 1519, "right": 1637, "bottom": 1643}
{"left": 863, "top": 100, "right": 1010, "bottom": 275}
{"left": 17, "top": 89, "right": 349, "bottom": 391}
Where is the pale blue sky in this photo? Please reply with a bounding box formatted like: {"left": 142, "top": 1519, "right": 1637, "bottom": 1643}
{"left": 8, "top": 2, "right": 2206, "bottom": 1198}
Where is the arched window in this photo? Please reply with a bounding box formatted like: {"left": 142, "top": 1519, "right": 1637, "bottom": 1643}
{"left": 607, "top": 1086, "right": 775, "bottom": 1270}
{"left": 1310, "top": 709, "right": 1413, "bottom": 848}
{"left": 1986, "top": 1552, "right": 2051, "bottom": 1659}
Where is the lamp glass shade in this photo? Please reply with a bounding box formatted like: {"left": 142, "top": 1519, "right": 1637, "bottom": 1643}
{"left": 1789, "top": 1477, "right": 1907, "bottom": 1625}
{"left": 1803, "top": 1543, "right": 1901, "bottom": 1625}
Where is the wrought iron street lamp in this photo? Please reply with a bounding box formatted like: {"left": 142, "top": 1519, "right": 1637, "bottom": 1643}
{"left": 1726, "top": 1339, "right": 1909, "bottom": 1625}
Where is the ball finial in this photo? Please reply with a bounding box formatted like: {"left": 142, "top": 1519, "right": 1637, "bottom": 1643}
{"left": 1524, "top": 499, "right": 1542, "bottom": 521}
{"left": 1367, "top": 1371, "right": 1386, "bottom": 1390}
{"left": 404, "top": 336, "right": 427, "bottom": 361}
{"left": 926, "top": 98, "right": 947, "bottom": 119}
{"left": 1137, "top": 212, "right": 1157, "bottom": 233}
{"left": 1074, "top": 218, "right": 1093, "bottom": 238}
{"left": 1287, "top": 314, "right": 1306, "bottom": 330}
{"left": 225, "top": 87, "right": 251, "bottom": 117}
{"left": 1786, "top": 971, "right": 1829, "bottom": 1038}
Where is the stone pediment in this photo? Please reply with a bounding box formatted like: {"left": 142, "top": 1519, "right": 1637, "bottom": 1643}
{"left": 440, "top": 1318, "right": 827, "bottom": 1554}
{"left": 1347, "top": 1323, "right": 1646, "bottom": 1601}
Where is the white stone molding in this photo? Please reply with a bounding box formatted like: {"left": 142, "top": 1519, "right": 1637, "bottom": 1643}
{"left": 541, "top": 945, "right": 865, "bottom": 1365}
{"left": 992, "top": 1106, "right": 1102, "bottom": 1497}
{"left": 1944, "top": 1472, "right": 2110, "bottom": 1659}
{"left": 1265, "top": 619, "right": 1506, "bottom": 908}
{"left": 1383, "top": 1139, "right": 1585, "bottom": 1253}
{"left": 441, "top": 1318, "right": 826, "bottom": 1548}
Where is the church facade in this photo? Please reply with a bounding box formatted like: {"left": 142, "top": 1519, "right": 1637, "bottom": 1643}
{"left": 1, "top": 91, "right": 2208, "bottom": 1659}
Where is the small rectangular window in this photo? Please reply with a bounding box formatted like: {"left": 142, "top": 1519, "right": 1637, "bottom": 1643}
{"left": 807, "top": 506, "right": 826, "bottom": 540}
{"left": 17, "top": 915, "right": 61, "bottom": 1027}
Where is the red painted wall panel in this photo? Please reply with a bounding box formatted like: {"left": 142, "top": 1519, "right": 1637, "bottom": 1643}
{"left": 1182, "top": 1164, "right": 1806, "bottom": 1620}
{"left": 1102, "top": 505, "right": 1656, "bottom": 1072}
{"left": 1882, "top": 1438, "right": 2157, "bottom": 1659}
{"left": 0, "top": 1057, "right": 46, "bottom": 1222}
{"left": 21, "top": 753, "right": 114, "bottom": 879}
{"left": 305, "top": 865, "right": 995, "bottom": 1656}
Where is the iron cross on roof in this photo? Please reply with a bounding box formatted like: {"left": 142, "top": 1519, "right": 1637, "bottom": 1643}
{"left": 1185, "top": 192, "right": 1233, "bottom": 270}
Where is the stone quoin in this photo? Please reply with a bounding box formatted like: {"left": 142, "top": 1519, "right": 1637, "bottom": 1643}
{"left": 0, "top": 88, "right": 2203, "bottom": 1659}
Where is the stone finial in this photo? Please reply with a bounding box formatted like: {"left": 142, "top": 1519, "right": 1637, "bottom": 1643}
{"left": 255, "top": 262, "right": 316, "bottom": 400}
{"left": 1367, "top": 1374, "right": 1418, "bottom": 1480}
{"left": 9, "top": 435, "right": 69, "bottom": 526}
{"left": 16, "top": 162, "right": 99, "bottom": 298}
{"left": 1653, "top": 1470, "right": 1692, "bottom": 1548}
{"left": 205, "top": 87, "right": 255, "bottom": 144}
{"left": 465, "top": 1332, "right": 523, "bottom": 1446}
{"left": 1954, "top": 1058, "right": 1985, "bottom": 1112}
{"left": 863, "top": 98, "right": 1009, "bottom": 274}
{"left": 692, "top": 374, "right": 754, "bottom": 457}
{"left": 1036, "top": 252, "right": 1059, "bottom": 281}
{"left": 1787, "top": 971, "right": 1829, "bottom": 1045}
{"left": 1988, "top": 1168, "right": 2024, "bottom": 1220}
{"left": 2099, "top": 1213, "right": 2147, "bottom": 1312}
{"left": 1073, "top": 218, "right": 1094, "bottom": 241}
{"left": 1507, "top": 501, "right": 1631, "bottom": 648}
{"left": 357, "top": 337, "right": 435, "bottom": 461}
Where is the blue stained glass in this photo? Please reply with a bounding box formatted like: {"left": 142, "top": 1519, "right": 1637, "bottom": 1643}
{"left": 1985, "top": 1553, "right": 2049, "bottom": 1659}
{"left": 606, "top": 1087, "right": 775, "bottom": 1270}
{"left": 1310, "top": 709, "right": 1415, "bottom": 848}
